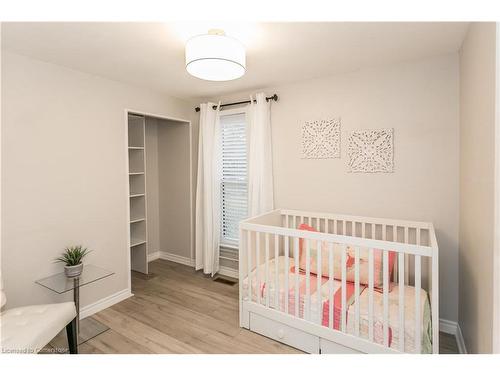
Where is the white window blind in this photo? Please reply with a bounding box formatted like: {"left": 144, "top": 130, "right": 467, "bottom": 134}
{"left": 220, "top": 112, "right": 248, "bottom": 247}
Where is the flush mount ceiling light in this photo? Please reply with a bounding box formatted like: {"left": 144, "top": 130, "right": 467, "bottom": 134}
{"left": 185, "top": 29, "right": 246, "bottom": 81}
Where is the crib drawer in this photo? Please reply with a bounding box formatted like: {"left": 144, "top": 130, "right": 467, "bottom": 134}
{"left": 249, "top": 312, "right": 320, "bottom": 353}
{"left": 320, "top": 338, "right": 361, "bottom": 354}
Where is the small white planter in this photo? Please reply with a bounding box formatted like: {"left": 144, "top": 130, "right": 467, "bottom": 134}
{"left": 64, "top": 263, "right": 83, "bottom": 278}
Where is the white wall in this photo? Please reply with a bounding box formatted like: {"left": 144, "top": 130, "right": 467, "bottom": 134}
{"left": 459, "top": 22, "right": 497, "bottom": 354}
{"left": 158, "top": 120, "right": 192, "bottom": 259}
{"left": 1, "top": 51, "right": 193, "bottom": 310}
{"left": 144, "top": 117, "right": 193, "bottom": 260}
{"left": 217, "top": 54, "right": 460, "bottom": 322}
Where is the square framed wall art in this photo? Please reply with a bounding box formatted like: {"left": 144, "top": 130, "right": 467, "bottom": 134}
{"left": 347, "top": 128, "right": 394, "bottom": 173}
{"left": 301, "top": 118, "right": 341, "bottom": 159}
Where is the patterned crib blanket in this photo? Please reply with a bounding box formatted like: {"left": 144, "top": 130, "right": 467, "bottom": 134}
{"left": 242, "top": 256, "right": 432, "bottom": 353}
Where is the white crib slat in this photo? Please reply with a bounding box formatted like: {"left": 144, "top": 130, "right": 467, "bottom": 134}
{"left": 382, "top": 225, "right": 386, "bottom": 241}
{"left": 294, "top": 237, "right": 300, "bottom": 317}
{"left": 398, "top": 252, "right": 405, "bottom": 352}
{"left": 355, "top": 246, "right": 360, "bottom": 336}
{"left": 285, "top": 215, "right": 289, "bottom": 229}
{"left": 383, "top": 250, "right": 389, "bottom": 346}
{"left": 343, "top": 220, "right": 346, "bottom": 236}
{"left": 405, "top": 227, "right": 410, "bottom": 284}
{"left": 265, "top": 233, "right": 270, "bottom": 308}
{"left": 326, "top": 219, "right": 329, "bottom": 234}
{"left": 368, "top": 248, "right": 374, "bottom": 342}
{"left": 275, "top": 234, "right": 280, "bottom": 311}
{"left": 341, "top": 244, "right": 347, "bottom": 332}
{"left": 317, "top": 240, "right": 322, "bottom": 324}
{"left": 372, "top": 224, "right": 375, "bottom": 239}
{"left": 415, "top": 255, "right": 422, "bottom": 354}
{"left": 328, "top": 242, "right": 334, "bottom": 329}
{"left": 308, "top": 216, "right": 312, "bottom": 226}
{"left": 256, "top": 232, "right": 261, "bottom": 305}
{"left": 247, "top": 231, "right": 252, "bottom": 302}
{"left": 362, "top": 223, "right": 365, "bottom": 238}
{"left": 284, "top": 234, "right": 289, "bottom": 314}
{"left": 393, "top": 233, "right": 399, "bottom": 283}
{"left": 306, "top": 239, "right": 311, "bottom": 321}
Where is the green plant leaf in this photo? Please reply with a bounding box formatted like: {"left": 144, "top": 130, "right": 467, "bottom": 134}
{"left": 54, "top": 245, "right": 92, "bottom": 266}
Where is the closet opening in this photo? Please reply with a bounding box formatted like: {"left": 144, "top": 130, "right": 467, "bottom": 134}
{"left": 125, "top": 111, "right": 193, "bottom": 282}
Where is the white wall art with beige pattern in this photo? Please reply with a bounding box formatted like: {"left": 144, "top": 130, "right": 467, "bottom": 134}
{"left": 301, "top": 118, "right": 341, "bottom": 159}
{"left": 347, "top": 128, "right": 394, "bottom": 173}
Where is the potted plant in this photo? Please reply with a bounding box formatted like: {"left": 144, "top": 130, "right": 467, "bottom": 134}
{"left": 55, "top": 245, "right": 91, "bottom": 278}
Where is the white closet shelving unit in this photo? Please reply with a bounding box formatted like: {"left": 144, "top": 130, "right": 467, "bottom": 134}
{"left": 128, "top": 114, "right": 148, "bottom": 274}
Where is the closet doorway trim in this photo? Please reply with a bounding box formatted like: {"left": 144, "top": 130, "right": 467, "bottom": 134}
{"left": 123, "top": 108, "right": 193, "bottom": 294}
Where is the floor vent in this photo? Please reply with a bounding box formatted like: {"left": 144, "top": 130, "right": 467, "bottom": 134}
{"left": 213, "top": 277, "right": 238, "bottom": 286}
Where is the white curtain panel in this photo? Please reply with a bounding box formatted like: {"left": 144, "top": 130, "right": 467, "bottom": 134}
{"left": 195, "top": 102, "right": 222, "bottom": 276}
{"left": 247, "top": 93, "right": 275, "bottom": 217}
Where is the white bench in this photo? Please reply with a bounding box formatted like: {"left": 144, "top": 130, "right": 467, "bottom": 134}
{"left": 0, "top": 276, "right": 78, "bottom": 354}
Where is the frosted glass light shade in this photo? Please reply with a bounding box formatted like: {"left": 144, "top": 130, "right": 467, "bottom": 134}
{"left": 185, "top": 33, "right": 246, "bottom": 81}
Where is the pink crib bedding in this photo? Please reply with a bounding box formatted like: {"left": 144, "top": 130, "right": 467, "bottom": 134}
{"left": 242, "top": 256, "right": 432, "bottom": 353}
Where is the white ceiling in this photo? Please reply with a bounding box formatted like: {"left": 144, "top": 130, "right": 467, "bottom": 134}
{"left": 2, "top": 22, "right": 469, "bottom": 101}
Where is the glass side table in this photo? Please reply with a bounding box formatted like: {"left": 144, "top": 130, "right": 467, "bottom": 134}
{"left": 35, "top": 264, "right": 114, "bottom": 346}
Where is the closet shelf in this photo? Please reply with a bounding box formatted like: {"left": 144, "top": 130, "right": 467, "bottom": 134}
{"left": 129, "top": 193, "right": 145, "bottom": 198}
{"left": 130, "top": 218, "right": 146, "bottom": 224}
{"left": 129, "top": 172, "right": 145, "bottom": 176}
{"left": 129, "top": 191, "right": 145, "bottom": 196}
{"left": 128, "top": 146, "right": 144, "bottom": 150}
{"left": 130, "top": 239, "right": 147, "bottom": 247}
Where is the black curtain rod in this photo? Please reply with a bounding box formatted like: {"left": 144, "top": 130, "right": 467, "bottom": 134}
{"left": 195, "top": 94, "right": 278, "bottom": 112}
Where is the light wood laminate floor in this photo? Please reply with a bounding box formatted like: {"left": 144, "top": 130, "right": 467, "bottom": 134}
{"left": 46, "top": 259, "right": 458, "bottom": 354}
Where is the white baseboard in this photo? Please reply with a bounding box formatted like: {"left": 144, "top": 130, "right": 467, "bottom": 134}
{"left": 147, "top": 251, "right": 160, "bottom": 262}
{"left": 217, "top": 266, "right": 239, "bottom": 279}
{"left": 150, "top": 252, "right": 238, "bottom": 279}
{"left": 80, "top": 288, "right": 133, "bottom": 320}
{"left": 149, "top": 251, "right": 195, "bottom": 267}
{"left": 150, "top": 252, "right": 237, "bottom": 279}
{"left": 456, "top": 323, "right": 467, "bottom": 354}
{"left": 159, "top": 251, "right": 195, "bottom": 267}
{"left": 439, "top": 319, "right": 467, "bottom": 354}
{"left": 439, "top": 319, "right": 457, "bottom": 334}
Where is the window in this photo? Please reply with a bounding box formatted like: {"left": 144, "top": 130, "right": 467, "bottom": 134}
{"left": 220, "top": 112, "right": 248, "bottom": 247}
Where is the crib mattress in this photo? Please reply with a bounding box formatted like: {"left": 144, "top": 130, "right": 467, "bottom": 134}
{"left": 242, "top": 256, "right": 432, "bottom": 353}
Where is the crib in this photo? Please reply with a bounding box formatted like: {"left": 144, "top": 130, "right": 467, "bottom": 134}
{"left": 238, "top": 209, "right": 439, "bottom": 354}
